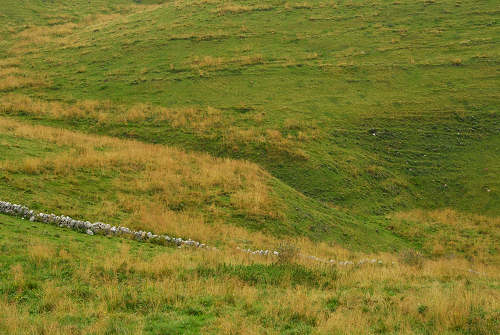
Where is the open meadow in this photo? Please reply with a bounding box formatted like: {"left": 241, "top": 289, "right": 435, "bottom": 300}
{"left": 0, "top": 0, "right": 499, "bottom": 334}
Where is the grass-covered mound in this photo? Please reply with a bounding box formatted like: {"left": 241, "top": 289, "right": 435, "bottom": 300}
{"left": 0, "top": 117, "right": 406, "bottom": 250}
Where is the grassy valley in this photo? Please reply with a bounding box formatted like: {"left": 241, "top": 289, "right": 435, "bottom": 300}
{"left": 0, "top": 0, "right": 499, "bottom": 333}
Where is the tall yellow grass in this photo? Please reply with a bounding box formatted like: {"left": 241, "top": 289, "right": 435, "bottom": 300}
{"left": 8, "top": 4, "right": 166, "bottom": 54}
{"left": 0, "top": 94, "right": 313, "bottom": 158}
{"left": 0, "top": 117, "right": 360, "bottom": 258}
{"left": 2, "top": 117, "right": 496, "bottom": 263}
{"left": 0, "top": 73, "right": 46, "bottom": 91}
{"left": 391, "top": 209, "right": 500, "bottom": 263}
{"left": 0, "top": 117, "right": 295, "bottom": 248}
{"left": 0, "top": 58, "right": 21, "bottom": 68}
{"left": 1, "top": 237, "right": 498, "bottom": 334}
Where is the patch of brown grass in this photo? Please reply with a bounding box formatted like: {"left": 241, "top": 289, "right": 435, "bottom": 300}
{"left": 0, "top": 58, "right": 21, "bottom": 68}
{"left": 8, "top": 5, "right": 165, "bottom": 54}
{"left": 0, "top": 75, "right": 45, "bottom": 91}
{"left": 28, "top": 243, "right": 55, "bottom": 264}
{"left": 0, "top": 117, "right": 287, "bottom": 246}
{"left": 390, "top": 209, "right": 500, "bottom": 263}
{"left": 0, "top": 68, "right": 25, "bottom": 76}
{"left": 0, "top": 94, "right": 313, "bottom": 158}
{"left": 285, "top": 2, "right": 314, "bottom": 10}
{"left": 10, "top": 22, "right": 78, "bottom": 54}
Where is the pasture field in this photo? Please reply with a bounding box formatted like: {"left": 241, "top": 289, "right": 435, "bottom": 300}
{"left": 1, "top": 213, "right": 499, "bottom": 334}
{"left": 0, "top": 0, "right": 498, "bottom": 333}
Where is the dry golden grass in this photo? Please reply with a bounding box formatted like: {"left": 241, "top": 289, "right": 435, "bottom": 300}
{"left": 0, "top": 68, "right": 25, "bottom": 76}
{"left": 0, "top": 94, "right": 313, "bottom": 158}
{"left": 0, "top": 117, "right": 312, "bottom": 250}
{"left": 10, "top": 22, "right": 78, "bottom": 54}
{"left": 285, "top": 2, "right": 314, "bottom": 10}
{"left": 9, "top": 264, "right": 25, "bottom": 288}
{"left": 0, "top": 56, "right": 47, "bottom": 91}
{"left": 451, "top": 57, "right": 463, "bottom": 66}
{"left": 28, "top": 243, "right": 55, "bottom": 264}
{"left": 0, "top": 117, "right": 278, "bottom": 218}
{"left": 190, "top": 55, "right": 224, "bottom": 68}
{"left": 0, "top": 94, "right": 220, "bottom": 130}
{"left": 0, "top": 116, "right": 348, "bottom": 257}
{"left": 0, "top": 57, "right": 21, "bottom": 68}
{"left": 190, "top": 54, "right": 264, "bottom": 70}
{"left": 391, "top": 209, "right": 500, "bottom": 263}
{"left": 0, "top": 75, "right": 45, "bottom": 92}
{"left": 8, "top": 5, "right": 165, "bottom": 55}
{"left": 2, "top": 237, "right": 498, "bottom": 334}
{"left": 17, "top": 22, "right": 77, "bottom": 42}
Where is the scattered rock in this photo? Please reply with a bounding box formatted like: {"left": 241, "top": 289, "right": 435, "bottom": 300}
{"left": 0, "top": 199, "right": 394, "bottom": 269}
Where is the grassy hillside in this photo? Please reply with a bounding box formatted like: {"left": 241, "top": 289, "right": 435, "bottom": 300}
{"left": 1, "top": 0, "right": 499, "bottom": 216}
{"left": 0, "top": 0, "right": 499, "bottom": 333}
{"left": 0, "top": 116, "right": 407, "bottom": 251}
{"left": 1, "top": 213, "right": 499, "bottom": 334}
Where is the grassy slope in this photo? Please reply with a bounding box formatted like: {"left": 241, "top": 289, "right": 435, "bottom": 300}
{"left": 0, "top": 0, "right": 496, "bottom": 248}
{"left": 0, "top": 1, "right": 499, "bottom": 332}
{"left": 1, "top": 213, "right": 499, "bottom": 334}
{"left": 0, "top": 117, "right": 408, "bottom": 251}
{"left": 1, "top": 0, "right": 498, "bottom": 216}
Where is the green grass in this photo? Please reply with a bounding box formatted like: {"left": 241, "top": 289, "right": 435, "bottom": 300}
{"left": 1, "top": 213, "right": 499, "bottom": 334}
{"left": 0, "top": 117, "right": 409, "bottom": 251}
{"left": 1, "top": 0, "right": 498, "bottom": 217}
{"left": 0, "top": 1, "right": 499, "bottom": 332}
{"left": 0, "top": 132, "right": 65, "bottom": 161}
{"left": 0, "top": 213, "right": 213, "bottom": 334}
{"left": 0, "top": 0, "right": 496, "bottom": 255}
